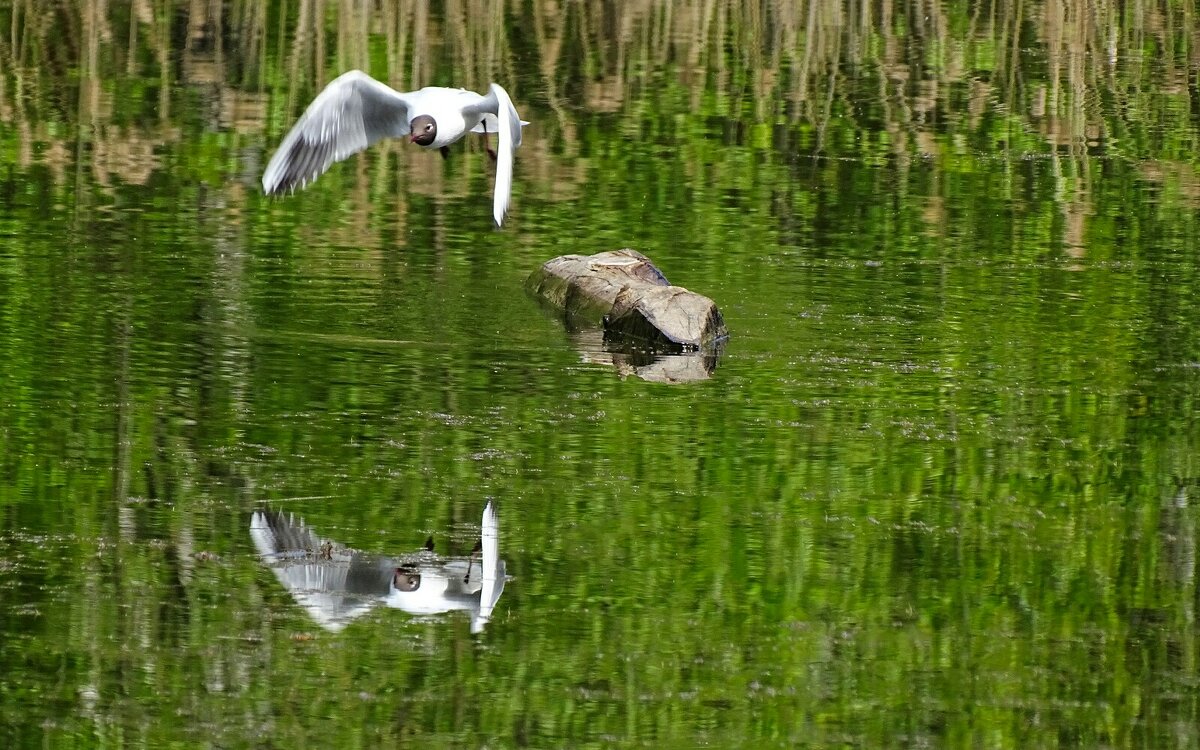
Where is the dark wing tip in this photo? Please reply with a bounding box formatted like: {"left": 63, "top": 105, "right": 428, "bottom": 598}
{"left": 262, "top": 136, "right": 332, "bottom": 196}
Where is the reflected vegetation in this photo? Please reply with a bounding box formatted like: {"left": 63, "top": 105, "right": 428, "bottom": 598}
{"left": 1, "top": 0, "right": 1200, "bottom": 747}
{"left": 3, "top": 0, "right": 1198, "bottom": 228}
{"left": 251, "top": 501, "right": 505, "bottom": 634}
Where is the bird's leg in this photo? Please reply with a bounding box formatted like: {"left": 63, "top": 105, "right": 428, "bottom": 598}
{"left": 439, "top": 146, "right": 451, "bottom": 160}
{"left": 480, "top": 119, "right": 498, "bottom": 162}
{"left": 464, "top": 538, "right": 484, "bottom": 584}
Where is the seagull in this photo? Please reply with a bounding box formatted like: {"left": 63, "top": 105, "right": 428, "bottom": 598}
{"left": 262, "top": 70, "right": 525, "bottom": 226}
{"left": 249, "top": 500, "right": 506, "bottom": 634}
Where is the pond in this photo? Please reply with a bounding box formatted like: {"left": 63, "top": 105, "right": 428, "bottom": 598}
{"left": 2, "top": 1, "right": 1199, "bottom": 747}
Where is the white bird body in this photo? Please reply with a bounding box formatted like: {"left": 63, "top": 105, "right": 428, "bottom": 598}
{"left": 262, "top": 70, "right": 525, "bottom": 226}
{"left": 405, "top": 87, "right": 479, "bottom": 148}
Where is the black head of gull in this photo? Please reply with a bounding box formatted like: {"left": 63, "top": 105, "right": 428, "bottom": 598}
{"left": 261, "top": 70, "right": 527, "bottom": 226}
{"left": 409, "top": 114, "right": 436, "bottom": 146}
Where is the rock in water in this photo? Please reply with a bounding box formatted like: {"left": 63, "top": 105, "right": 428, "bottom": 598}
{"left": 527, "top": 249, "right": 728, "bottom": 351}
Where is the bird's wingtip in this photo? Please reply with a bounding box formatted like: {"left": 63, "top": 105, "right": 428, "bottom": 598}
{"left": 482, "top": 499, "right": 499, "bottom": 533}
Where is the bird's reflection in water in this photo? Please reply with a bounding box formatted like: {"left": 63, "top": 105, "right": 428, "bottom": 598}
{"left": 250, "top": 501, "right": 505, "bottom": 634}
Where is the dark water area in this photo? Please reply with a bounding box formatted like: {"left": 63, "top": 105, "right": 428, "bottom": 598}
{"left": 2, "top": 2, "right": 1200, "bottom": 747}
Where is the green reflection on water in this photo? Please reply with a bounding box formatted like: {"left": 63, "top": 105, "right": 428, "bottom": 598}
{"left": 2, "top": 1, "right": 1200, "bottom": 747}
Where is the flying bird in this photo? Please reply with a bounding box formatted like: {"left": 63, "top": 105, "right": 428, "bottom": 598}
{"left": 262, "top": 70, "right": 525, "bottom": 226}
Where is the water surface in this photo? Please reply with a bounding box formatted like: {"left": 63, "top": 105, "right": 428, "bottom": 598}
{"left": 2, "top": 2, "right": 1200, "bottom": 747}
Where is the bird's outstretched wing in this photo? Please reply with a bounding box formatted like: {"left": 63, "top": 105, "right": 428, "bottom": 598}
{"left": 464, "top": 83, "right": 524, "bottom": 226}
{"left": 262, "top": 70, "right": 412, "bottom": 195}
{"left": 250, "top": 510, "right": 396, "bottom": 631}
{"left": 250, "top": 509, "right": 330, "bottom": 560}
{"left": 473, "top": 499, "right": 505, "bottom": 633}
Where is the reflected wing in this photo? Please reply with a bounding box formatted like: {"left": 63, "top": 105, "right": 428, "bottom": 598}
{"left": 262, "top": 70, "right": 412, "bottom": 195}
{"left": 473, "top": 499, "right": 506, "bottom": 633}
{"left": 250, "top": 509, "right": 327, "bottom": 558}
{"left": 250, "top": 510, "right": 392, "bottom": 632}
{"left": 464, "top": 83, "right": 523, "bottom": 226}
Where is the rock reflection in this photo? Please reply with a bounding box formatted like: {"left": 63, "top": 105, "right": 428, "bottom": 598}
{"left": 250, "top": 502, "right": 505, "bottom": 634}
{"left": 568, "top": 326, "right": 723, "bottom": 384}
